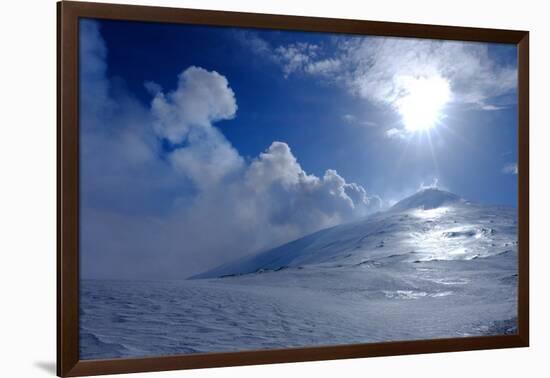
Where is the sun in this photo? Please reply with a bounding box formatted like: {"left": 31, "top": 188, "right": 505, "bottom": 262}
{"left": 395, "top": 75, "right": 451, "bottom": 132}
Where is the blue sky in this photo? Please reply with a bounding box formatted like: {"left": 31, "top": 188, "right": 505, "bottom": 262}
{"left": 79, "top": 19, "right": 518, "bottom": 279}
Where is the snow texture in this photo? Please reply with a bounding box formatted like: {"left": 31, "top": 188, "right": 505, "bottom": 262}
{"left": 80, "top": 189, "right": 517, "bottom": 360}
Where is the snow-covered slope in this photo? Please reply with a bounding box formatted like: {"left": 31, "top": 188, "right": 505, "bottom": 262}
{"left": 192, "top": 189, "right": 516, "bottom": 279}
{"left": 80, "top": 189, "right": 518, "bottom": 359}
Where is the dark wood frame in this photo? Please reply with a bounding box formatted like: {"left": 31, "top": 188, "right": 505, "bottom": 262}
{"left": 57, "top": 1, "right": 529, "bottom": 376}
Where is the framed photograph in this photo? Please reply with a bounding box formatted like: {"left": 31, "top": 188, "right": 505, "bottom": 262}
{"left": 57, "top": 1, "right": 529, "bottom": 376}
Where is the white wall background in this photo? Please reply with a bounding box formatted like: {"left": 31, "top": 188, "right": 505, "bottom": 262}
{"left": 1, "top": 0, "right": 548, "bottom": 376}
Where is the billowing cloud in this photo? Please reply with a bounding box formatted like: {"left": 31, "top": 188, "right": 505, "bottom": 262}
{"left": 148, "top": 66, "right": 243, "bottom": 189}
{"left": 79, "top": 20, "right": 379, "bottom": 280}
{"left": 169, "top": 127, "right": 243, "bottom": 189}
{"left": 150, "top": 66, "right": 238, "bottom": 143}
{"left": 244, "top": 142, "right": 378, "bottom": 230}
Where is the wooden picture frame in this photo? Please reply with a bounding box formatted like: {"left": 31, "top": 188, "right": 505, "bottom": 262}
{"left": 57, "top": 1, "right": 529, "bottom": 376}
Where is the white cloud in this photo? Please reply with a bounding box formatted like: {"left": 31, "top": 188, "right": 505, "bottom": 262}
{"left": 149, "top": 66, "right": 243, "bottom": 188}
{"left": 305, "top": 58, "right": 342, "bottom": 75}
{"left": 502, "top": 163, "right": 518, "bottom": 175}
{"left": 480, "top": 104, "right": 504, "bottom": 111}
{"left": 342, "top": 114, "right": 377, "bottom": 128}
{"left": 246, "top": 142, "right": 305, "bottom": 190}
{"left": 274, "top": 43, "right": 320, "bottom": 78}
{"left": 150, "top": 66, "right": 237, "bottom": 143}
{"left": 169, "top": 127, "right": 244, "bottom": 189}
{"left": 144, "top": 80, "right": 162, "bottom": 95}
{"left": 342, "top": 114, "right": 356, "bottom": 123}
{"left": 233, "top": 30, "right": 272, "bottom": 57}
{"left": 418, "top": 178, "right": 441, "bottom": 190}
{"left": 385, "top": 128, "right": 405, "bottom": 139}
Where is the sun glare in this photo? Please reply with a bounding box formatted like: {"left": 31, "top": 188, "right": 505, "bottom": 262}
{"left": 396, "top": 76, "right": 451, "bottom": 132}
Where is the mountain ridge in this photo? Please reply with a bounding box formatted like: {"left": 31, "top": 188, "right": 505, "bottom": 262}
{"left": 390, "top": 188, "right": 465, "bottom": 211}
{"left": 191, "top": 189, "right": 515, "bottom": 279}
